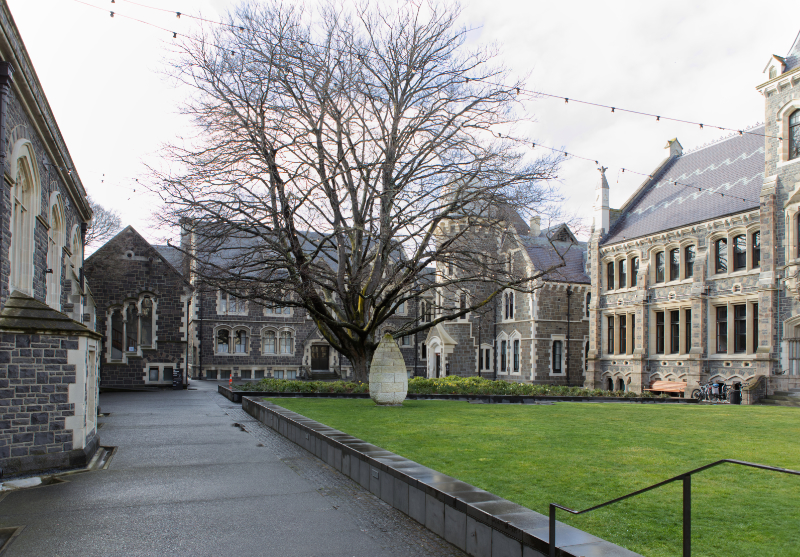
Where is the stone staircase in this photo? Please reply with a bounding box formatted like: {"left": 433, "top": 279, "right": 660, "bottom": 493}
{"left": 759, "top": 389, "right": 800, "bottom": 407}
{"left": 308, "top": 370, "right": 341, "bottom": 382}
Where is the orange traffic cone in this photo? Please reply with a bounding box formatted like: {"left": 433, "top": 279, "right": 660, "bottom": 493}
{"left": 229, "top": 373, "right": 233, "bottom": 386}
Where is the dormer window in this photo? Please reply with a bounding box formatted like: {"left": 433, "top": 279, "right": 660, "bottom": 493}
{"left": 790, "top": 110, "right": 800, "bottom": 161}
{"left": 770, "top": 67, "right": 777, "bottom": 79}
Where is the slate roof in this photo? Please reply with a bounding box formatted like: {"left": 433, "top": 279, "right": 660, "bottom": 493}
{"left": 602, "top": 126, "right": 765, "bottom": 246}
{"left": 518, "top": 233, "right": 590, "bottom": 284}
{"left": 786, "top": 30, "right": 800, "bottom": 71}
{"left": 153, "top": 245, "right": 184, "bottom": 275}
{"left": 0, "top": 291, "right": 102, "bottom": 338}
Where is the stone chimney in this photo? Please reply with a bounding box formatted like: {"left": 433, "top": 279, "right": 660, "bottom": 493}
{"left": 593, "top": 167, "right": 610, "bottom": 234}
{"left": 529, "top": 215, "right": 541, "bottom": 236}
{"left": 665, "top": 138, "right": 683, "bottom": 157}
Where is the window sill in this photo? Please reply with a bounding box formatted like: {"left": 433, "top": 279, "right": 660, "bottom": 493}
{"left": 706, "top": 354, "right": 757, "bottom": 360}
{"left": 777, "top": 157, "right": 800, "bottom": 169}
{"left": 711, "top": 268, "right": 760, "bottom": 279}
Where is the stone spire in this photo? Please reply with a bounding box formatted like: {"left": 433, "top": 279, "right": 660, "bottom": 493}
{"left": 593, "top": 166, "right": 610, "bottom": 234}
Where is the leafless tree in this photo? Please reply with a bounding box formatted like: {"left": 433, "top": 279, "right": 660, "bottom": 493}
{"left": 86, "top": 197, "right": 122, "bottom": 247}
{"left": 153, "top": 0, "right": 569, "bottom": 382}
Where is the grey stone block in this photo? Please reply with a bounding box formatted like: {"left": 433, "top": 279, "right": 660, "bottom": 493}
{"left": 522, "top": 546, "right": 546, "bottom": 557}
{"left": 466, "top": 516, "right": 492, "bottom": 557}
{"left": 342, "top": 453, "right": 350, "bottom": 476}
{"left": 408, "top": 485, "right": 426, "bottom": 524}
{"left": 369, "top": 466, "right": 380, "bottom": 497}
{"left": 326, "top": 443, "right": 335, "bottom": 467}
{"left": 349, "top": 455, "right": 360, "bottom": 481}
{"left": 425, "top": 494, "right": 444, "bottom": 537}
{"left": 492, "top": 531, "right": 522, "bottom": 557}
{"left": 334, "top": 447, "right": 342, "bottom": 472}
{"left": 359, "top": 459, "right": 370, "bottom": 489}
{"left": 393, "top": 476, "right": 409, "bottom": 514}
{"left": 380, "top": 470, "right": 393, "bottom": 504}
{"left": 444, "top": 506, "right": 467, "bottom": 551}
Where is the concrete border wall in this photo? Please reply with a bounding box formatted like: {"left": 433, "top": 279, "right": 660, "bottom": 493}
{"left": 243, "top": 396, "right": 642, "bottom": 557}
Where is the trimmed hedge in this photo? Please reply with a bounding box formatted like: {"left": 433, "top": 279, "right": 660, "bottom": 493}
{"left": 234, "top": 375, "right": 659, "bottom": 398}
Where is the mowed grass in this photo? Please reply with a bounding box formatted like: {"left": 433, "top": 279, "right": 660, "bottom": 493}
{"left": 266, "top": 398, "right": 800, "bottom": 557}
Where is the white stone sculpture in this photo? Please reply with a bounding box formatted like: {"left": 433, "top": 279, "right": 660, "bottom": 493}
{"left": 369, "top": 333, "right": 408, "bottom": 406}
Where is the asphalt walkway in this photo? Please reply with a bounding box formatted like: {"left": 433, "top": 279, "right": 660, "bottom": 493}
{"left": 0, "top": 380, "right": 464, "bottom": 557}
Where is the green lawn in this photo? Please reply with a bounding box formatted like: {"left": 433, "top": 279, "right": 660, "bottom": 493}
{"left": 265, "top": 398, "right": 800, "bottom": 557}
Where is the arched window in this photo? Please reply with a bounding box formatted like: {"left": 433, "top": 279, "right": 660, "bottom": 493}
{"left": 110, "top": 308, "right": 124, "bottom": 360}
{"left": 585, "top": 292, "right": 591, "bottom": 317}
{"left": 631, "top": 257, "right": 639, "bottom": 287}
{"left": 654, "top": 251, "right": 665, "bottom": 283}
{"left": 500, "top": 340, "right": 507, "bottom": 372}
{"left": 140, "top": 296, "right": 154, "bottom": 347}
{"left": 715, "top": 239, "right": 728, "bottom": 273}
{"left": 279, "top": 330, "right": 293, "bottom": 354}
{"left": 617, "top": 378, "right": 625, "bottom": 391}
{"left": 752, "top": 231, "right": 760, "bottom": 268}
{"left": 513, "top": 339, "right": 520, "bottom": 373}
{"left": 505, "top": 292, "right": 514, "bottom": 319}
{"left": 790, "top": 109, "right": 800, "bottom": 161}
{"left": 46, "top": 196, "right": 66, "bottom": 309}
{"left": 618, "top": 259, "right": 627, "bottom": 288}
{"left": 684, "top": 245, "right": 695, "bottom": 279}
{"left": 606, "top": 262, "right": 615, "bottom": 290}
{"left": 669, "top": 248, "right": 679, "bottom": 281}
{"left": 9, "top": 143, "right": 40, "bottom": 296}
{"left": 70, "top": 226, "right": 82, "bottom": 282}
{"left": 606, "top": 377, "right": 613, "bottom": 391}
{"left": 216, "top": 329, "right": 230, "bottom": 353}
{"left": 732, "top": 234, "right": 746, "bottom": 271}
{"left": 263, "top": 330, "right": 277, "bottom": 354}
{"left": 234, "top": 330, "right": 248, "bottom": 353}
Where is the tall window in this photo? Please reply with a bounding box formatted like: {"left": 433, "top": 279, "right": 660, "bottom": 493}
{"left": 790, "top": 109, "right": 800, "bottom": 161}
{"left": 584, "top": 341, "right": 590, "bottom": 373}
{"left": 513, "top": 339, "right": 520, "bottom": 373}
{"left": 552, "top": 340, "right": 563, "bottom": 374}
{"left": 234, "top": 330, "right": 248, "bottom": 353}
{"left": 484, "top": 348, "right": 491, "bottom": 370}
{"left": 459, "top": 293, "right": 467, "bottom": 312}
{"left": 619, "top": 316, "right": 627, "bottom": 354}
{"left": 125, "top": 305, "right": 138, "bottom": 352}
{"left": 504, "top": 292, "right": 514, "bottom": 319}
{"left": 111, "top": 309, "right": 124, "bottom": 360}
{"left": 607, "top": 316, "right": 614, "bottom": 354}
{"left": 685, "top": 246, "right": 695, "bottom": 279}
{"left": 752, "top": 231, "right": 760, "bottom": 268}
{"left": 655, "top": 251, "right": 665, "bottom": 283}
{"left": 630, "top": 314, "right": 636, "bottom": 351}
{"left": 140, "top": 296, "right": 154, "bottom": 347}
{"left": 669, "top": 248, "right": 680, "bottom": 281}
{"left": 217, "top": 329, "right": 230, "bottom": 353}
{"left": 670, "top": 310, "right": 680, "bottom": 354}
{"left": 585, "top": 292, "right": 591, "bottom": 317}
{"left": 716, "top": 307, "right": 728, "bottom": 353}
{"left": 46, "top": 197, "right": 65, "bottom": 309}
{"left": 685, "top": 309, "right": 692, "bottom": 353}
{"left": 732, "top": 235, "right": 746, "bottom": 271}
{"left": 655, "top": 311, "right": 665, "bottom": 354}
{"left": 500, "top": 340, "right": 507, "bottom": 372}
{"left": 263, "top": 330, "right": 277, "bottom": 354}
{"left": 618, "top": 260, "right": 627, "bottom": 289}
{"left": 279, "top": 331, "right": 293, "bottom": 354}
{"left": 715, "top": 239, "right": 728, "bottom": 273}
{"left": 607, "top": 262, "right": 615, "bottom": 290}
{"left": 10, "top": 146, "right": 39, "bottom": 296}
{"left": 631, "top": 257, "right": 639, "bottom": 287}
{"left": 734, "top": 305, "right": 747, "bottom": 353}
{"left": 752, "top": 303, "right": 759, "bottom": 353}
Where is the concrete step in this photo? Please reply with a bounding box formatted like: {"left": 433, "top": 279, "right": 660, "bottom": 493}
{"left": 772, "top": 391, "right": 800, "bottom": 397}
{"left": 759, "top": 398, "right": 800, "bottom": 407}
{"left": 767, "top": 395, "right": 800, "bottom": 401}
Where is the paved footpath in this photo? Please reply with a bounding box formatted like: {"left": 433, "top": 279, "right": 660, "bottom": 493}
{"left": 0, "top": 380, "right": 465, "bottom": 557}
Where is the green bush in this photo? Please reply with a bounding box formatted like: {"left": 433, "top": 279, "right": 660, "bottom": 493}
{"left": 234, "top": 375, "right": 656, "bottom": 398}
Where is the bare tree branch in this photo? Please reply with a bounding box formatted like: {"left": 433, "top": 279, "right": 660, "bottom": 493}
{"left": 86, "top": 197, "right": 122, "bottom": 247}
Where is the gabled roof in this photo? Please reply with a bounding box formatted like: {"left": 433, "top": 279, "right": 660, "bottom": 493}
{"left": 764, "top": 54, "right": 786, "bottom": 73}
{"left": 786, "top": 29, "right": 800, "bottom": 71}
{"left": 153, "top": 245, "right": 185, "bottom": 276}
{"left": 517, "top": 228, "right": 590, "bottom": 285}
{"left": 602, "top": 126, "right": 764, "bottom": 246}
{"left": 0, "top": 291, "right": 102, "bottom": 338}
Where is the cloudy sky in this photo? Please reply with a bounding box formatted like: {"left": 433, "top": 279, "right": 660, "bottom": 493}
{"left": 6, "top": 0, "right": 800, "bottom": 246}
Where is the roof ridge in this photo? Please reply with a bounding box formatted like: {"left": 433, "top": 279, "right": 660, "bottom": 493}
{"left": 680, "top": 123, "right": 765, "bottom": 157}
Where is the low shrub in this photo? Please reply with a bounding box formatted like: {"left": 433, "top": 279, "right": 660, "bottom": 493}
{"left": 233, "top": 375, "right": 656, "bottom": 398}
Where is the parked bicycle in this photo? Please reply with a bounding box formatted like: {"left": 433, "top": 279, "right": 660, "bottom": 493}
{"left": 691, "top": 382, "right": 728, "bottom": 402}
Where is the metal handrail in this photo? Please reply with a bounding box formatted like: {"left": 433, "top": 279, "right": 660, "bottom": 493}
{"left": 549, "top": 459, "right": 800, "bottom": 557}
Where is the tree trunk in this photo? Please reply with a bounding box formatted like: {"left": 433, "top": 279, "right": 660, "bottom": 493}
{"left": 349, "top": 346, "right": 376, "bottom": 384}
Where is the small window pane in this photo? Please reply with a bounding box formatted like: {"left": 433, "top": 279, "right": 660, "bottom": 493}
{"left": 685, "top": 309, "right": 692, "bottom": 353}
{"left": 752, "top": 232, "right": 760, "bottom": 268}
{"left": 734, "top": 304, "right": 747, "bottom": 353}
{"left": 618, "top": 260, "right": 627, "bottom": 289}
{"left": 149, "top": 367, "right": 159, "bottom": 382}
{"left": 619, "top": 316, "right": 627, "bottom": 354}
{"left": 501, "top": 341, "right": 507, "bottom": 372}
{"left": 607, "top": 316, "right": 615, "bottom": 354}
{"left": 631, "top": 257, "right": 639, "bottom": 287}
{"left": 655, "top": 252, "right": 665, "bottom": 283}
{"left": 513, "top": 340, "right": 520, "bottom": 372}
{"left": 263, "top": 331, "right": 276, "bottom": 354}
{"left": 716, "top": 307, "right": 728, "bottom": 353}
{"left": 552, "top": 341, "right": 562, "bottom": 373}
{"left": 217, "top": 330, "right": 230, "bottom": 353}
{"left": 607, "top": 262, "right": 615, "bottom": 290}
{"left": 655, "top": 312, "right": 665, "bottom": 354}
{"left": 670, "top": 310, "right": 680, "bottom": 354}
{"left": 163, "top": 367, "right": 174, "bottom": 382}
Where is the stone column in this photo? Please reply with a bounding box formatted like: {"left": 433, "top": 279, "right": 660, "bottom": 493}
{"left": 370, "top": 333, "right": 408, "bottom": 406}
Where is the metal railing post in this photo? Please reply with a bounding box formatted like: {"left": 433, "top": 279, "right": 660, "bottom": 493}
{"left": 549, "top": 503, "right": 556, "bottom": 557}
{"left": 683, "top": 474, "right": 691, "bottom": 557}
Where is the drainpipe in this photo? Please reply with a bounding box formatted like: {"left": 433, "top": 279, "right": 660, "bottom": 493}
{"left": 566, "top": 285, "right": 572, "bottom": 386}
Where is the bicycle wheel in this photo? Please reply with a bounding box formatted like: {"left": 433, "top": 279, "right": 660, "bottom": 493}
{"left": 691, "top": 389, "right": 702, "bottom": 400}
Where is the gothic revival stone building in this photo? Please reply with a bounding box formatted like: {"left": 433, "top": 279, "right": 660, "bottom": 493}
{"left": 0, "top": 1, "right": 101, "bottom": 476}
{"left": 424, "top": 214, "right": 590, "bottom": 385}
{"left": 84, "top": 227, "right": 193, "bottom": 389}
{"left": 586, "top": 29, "right": 800, "bottom": 399}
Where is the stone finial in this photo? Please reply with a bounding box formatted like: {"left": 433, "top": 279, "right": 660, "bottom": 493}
{"left": 369, "top": 333, "right": 408, "bottom": 406}
{"left": 529, "top": 215, "right": 541, "bottom": 236}
{"left": 593, "top": 166, "right": 610, "bottom": 234}
{"left": 665, "top": 138, "right": 683, "bottom": 157}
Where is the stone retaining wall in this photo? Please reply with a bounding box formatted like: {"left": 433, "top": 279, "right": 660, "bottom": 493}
{"left": 243, "top": 396, "right": 642, "bottom": 557}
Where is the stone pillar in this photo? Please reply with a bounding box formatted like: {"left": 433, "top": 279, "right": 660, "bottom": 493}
{"left": 369, "top": 333, "right": 408, "bottom": 406}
